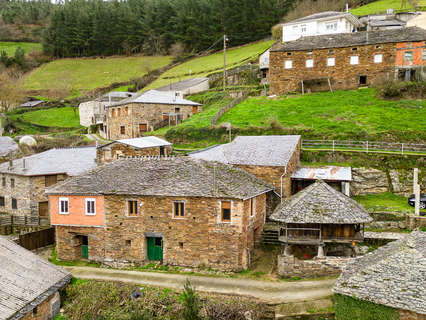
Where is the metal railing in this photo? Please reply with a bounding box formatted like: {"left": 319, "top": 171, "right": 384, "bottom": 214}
{"left": 302, "top": 139, "right": 426, "bottom": 155}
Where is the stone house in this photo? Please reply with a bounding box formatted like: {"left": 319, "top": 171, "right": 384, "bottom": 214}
{"left": 47, "top": 157, "right": 272, "bottom": 271}
{"left": 0, "top": 235, "right": 71, "bottom": 320}
{"left": 0, "top": 147, "right": 96, "bottom": 218}
{"left": 269, "top": 27, "right": 426, "bottom": 94}
{"left": 271, "top": 181, "right": 372, "bottom": 277}
{"left": 96, "top": 136, "right": 172, "bottom": 165}
{"left": 106, "top": 90, "right": 201, "bottom": 140}
{"left": 0, "top": 136, "right": 18, "bottom": 162}
{"left": 281, "top": 11, "right": 362, "bottom": 42}
{"left": 333, "top": 231, "right": 426, "bottom": 320}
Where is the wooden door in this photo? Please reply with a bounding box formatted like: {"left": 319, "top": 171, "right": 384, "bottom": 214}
{"left": 39, "top": 201, "right": 48, "bottom": 217}
{"left": 81, "top": 235, "right": 89, "bottom": 259}
{"left": 139, "top": 123, "right": 147, "bottom": 132}
{"left": 192, "top": 106, "right": 198, "bottom": 114}
{"left": 147, "top": 237, "right": 163, "bottom": 261}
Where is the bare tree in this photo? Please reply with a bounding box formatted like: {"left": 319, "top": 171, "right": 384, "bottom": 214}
{"left": 0, "top": 72, "right": 24, "bottom": 113}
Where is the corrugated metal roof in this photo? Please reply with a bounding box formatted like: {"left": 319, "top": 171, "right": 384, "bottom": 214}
{"left": 20, "top": 100, "right": 44, "bottom": 108}
{"left": 291, "top": 166, "right": 352, "bottom": 181}
{"left": 99, "top": 136, "right": 172, "bottom": 149}
{"left": 0, "top": 147, "right": 97, "bottom": 176}
{"left": 0, "top": 137, "right": 18, "bottom": 157}
{"left": 108, "top": 90, "right": 201, "bottom": 107}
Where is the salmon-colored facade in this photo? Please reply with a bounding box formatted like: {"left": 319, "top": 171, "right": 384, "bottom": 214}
{"left": 396, "top": 41, "right": 426, "bottom": 67}
{"left": 49, "top": 195, "right": 105, "bottom": 227}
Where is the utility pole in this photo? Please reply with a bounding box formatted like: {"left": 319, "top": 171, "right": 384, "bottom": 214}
{"left": 223, "top": 34, "right": 228, "bottom": 92}
{"left": 414, "top": 168, "right": 420, "bottom": 216}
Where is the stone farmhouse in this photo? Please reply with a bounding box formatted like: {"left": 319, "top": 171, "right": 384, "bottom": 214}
{"left": 97, "top": 136, "right": 172, "bottom": 165}
{"left": 270, "top": 27, "right": 426, "bottom": 94}
{"left": 333, "top": 231, "right": 426, "bottom": 320}
{"left": 0, "top": 147, "right": 96, "bottom": 218}
{"left": 0, "top": 136, "right": 18, "bottom": 162}
{"left": 0, "top": 235, "right": 71, "bottom": 320}
{"left": 271, "top": 181, "right": 372, "bottom": 278}
{"left": 189, "top": 135, "right": 301, "bottom": 198}
{"left": 106, "top": 90, "right": 201, "bottom": 140}
{"left": 281, "top": 11, "right": 362, "bottom": 42}
{"left": 46, "top": 157, "right": 272, "bottom": 271}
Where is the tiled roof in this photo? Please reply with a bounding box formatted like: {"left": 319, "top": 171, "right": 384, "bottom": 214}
{"left": 108, "top": 90, "right": 201, "bottom": 107}
{"left": 271, "top": 27, "right": 426, "bottom": 51}
{"left": 270, "top": 180, "right": 372, "bottom": 224}
{"left": 0, "top": 236, "right": 71, "bottom": 320}
{"left": 0, "top": 137, "right": 18, "bottom": 157}
{"left": 0, "top": 147, "right": 97, "bottom": 176}
{"left": 155, "top": 78, "right": 209, "bottom": 92}
{"left": 46, "top": 157, "right": 273, "bottom": 200}
{"left": 99, "top": 136, "right": 172, "bottom": 149}
{"left": 189, "top": 136, "right": 301, "bottom": 167}
{"left": 333, "top": 231, "right": 426, "bottom": 315}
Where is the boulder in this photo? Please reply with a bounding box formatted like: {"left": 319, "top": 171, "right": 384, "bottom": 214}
{"left": 351, "top": 167, "right": 388, "bottom": 196}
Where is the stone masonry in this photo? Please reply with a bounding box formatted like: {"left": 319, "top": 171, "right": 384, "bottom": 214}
{"left": 21, "top": 292, "right": 61, "bottom": 320}
{"left": 97, "top": 143, "right": 172, "bottom": 165}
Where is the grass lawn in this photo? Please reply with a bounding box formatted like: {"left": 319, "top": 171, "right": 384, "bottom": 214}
{"left": 0, "top": 41, "right": 42, "bottom": 56}
{"left": 350, "top": 0, "right": 426, "bottom": 16}
{"left": 145, "top": 40, "right": 273, "bottom": 91}
{"left": 354, "top": 192, "right": 412, "bottom": 212}
{"left": 9, "top": 107, "right": 81, "bottom": 128}
{"left": 21, "top": 55, "right": 172, "bottom": 96}
{"left": 217, "top": 89, "right": 426, "bottom": 141}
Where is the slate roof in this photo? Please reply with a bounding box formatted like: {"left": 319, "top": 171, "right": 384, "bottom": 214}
{"left": 46, "top": 157, "right": 273, "bottom": 200}
{"left": 108, "top": 90, "right": 201, "bottom": 107}
{"left": 270, "top": 180, "right": 372, "bottom": 224}
{"left": 189, "top": 136, "right": 301, "bottom": 167}
{"left": 0, "top": 137, "right": 18, "bottom": 157}
{"left": 291, "top": 166, "right": 352, "bottom": 181}
{"left": 288, "top": 11, "right": 352, "bottom": 23}
{"left": 99, "top": 136, "right": 172, "bottom": 149}
{"left": 155, "top": 78, "right": 209, "bottom": 92}
{"left": 0, "top": 236, "right": 71, "bottom": 320}
{"left": 20, "top": 100, "right": 44, "bottom": 108}
{"left": 333, "top": 231, "right": 426, "bottom": 315}
{"left": 271, "top": 27, "right": 426, "bottom": 51}
{"left": 0, "top": 146, "right": 97, "bottom": 177}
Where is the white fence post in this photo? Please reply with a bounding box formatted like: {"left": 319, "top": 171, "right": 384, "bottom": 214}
{"left": 366, "top": 141, "right": 369, "bottom": 154}
{"left": 401, "top": 143, "right": 404, "bottom": 155}
{"left": 332, "top": 140, "right": 335, "bottom": 152}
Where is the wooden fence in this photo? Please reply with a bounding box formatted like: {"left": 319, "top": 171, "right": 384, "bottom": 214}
{"left": 210, "top": 91, "right": 249, "bottom": 125}
{"left": 19, "top": 228, "right": 55, "bottom": 251}
{"left": 0, "top": 215, "right": 50, "bottom": 227}
{"left": 302, "top": 140, "right": 426, "bottom": 155}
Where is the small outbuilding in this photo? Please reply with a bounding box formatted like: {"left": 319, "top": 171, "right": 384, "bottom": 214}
{"left": 0, "top": 235, "right": 71, "bottom": 320}
{"left": 0, "top": 136, "right": 18, "bottom": 159}
{"left": 333, "top": 231, "right": 426, "bottom": 320}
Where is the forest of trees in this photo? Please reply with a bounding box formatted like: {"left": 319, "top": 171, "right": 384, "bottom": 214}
{"left": 0, "top": 0, "right": 295, "bottom": 58}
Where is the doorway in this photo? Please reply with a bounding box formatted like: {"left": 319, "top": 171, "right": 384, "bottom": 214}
{"left": 81, "top": 235, "right": 89, "bottom": 259}
{"left": 39, "top": 201, "right": 48, "bottom": 217}
{"left": 147, "top": 237, "right": 163, "bottom": 261}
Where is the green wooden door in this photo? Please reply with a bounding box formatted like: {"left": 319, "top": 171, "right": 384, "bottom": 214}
{"left": 147, "top": 237, "right": 163, "bottom": 261}
{"left": 82, "top": 245, "right": 89, "bottom": 259}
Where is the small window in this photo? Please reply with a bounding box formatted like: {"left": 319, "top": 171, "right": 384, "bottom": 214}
{"left": 250, "top": 198, "right": 255, "bottom": 217}
{"left": 173, "top": 201, "right": 185, "bottom": 218}
{"left": 286, "top": 52, "right": 292, "bottom": 56}
{"left": 125, "top": 107, "right": 129, "bottom": 115}
{"left": 139, "top": 123, "right": 147, "bottom": 133}
{"left": 328, "top": 49, "right": 334, "bottom": 54}
{"left": 160, "top": 146, "right": 165, "bottom": 156}
{"left": 350, "top": 56, "right": 359, "bottom": 65}
{"left": 375, "top": 45, "right": 382, "bottom": 49}
{"left": 2, "top": 177, "right": 5, "bottom": 187}
{"left": 117, "top": 108, "right": 121, "bottom": 116}
{"left": 326, "top": 22, "right": 337, "bottom": 31}
{"left": 221, "top": 201, "right": 231, "bottom": 222}
{"left": 155, "top": 237, "right": 162, "bottom": 247}
{"left": 0, "top": 196, "right": 4, "bottom": 207}
{"left": 175, "top": 107, "right": 180, "bottom": 113}
{"left": 45, "top": 175, "right": 57, "bottom": 187}
{"left": 11, "top": 198, "right": 17, "bottom": 210}
{"left": 125, "top": 240, "right": 131, "bottom": 246}
{"left": 307, "top": 51, "right": 313, "bottom": 55}
{"left": 327, "top": 57, "right": 335, "bottom": 66}
{"left": 359, "top": 75, "right": 367, "bottom": 85}
{"left": 59, "top": 197, "right": 69, "bottom": 214}
{"left": 404, "top": 51, "right": 413, "bottom": 62}
{"left": 10, "top": 178, "right": 15, "bottom": 188}
{"left": 301, "top": 24, "right": 307, "bottom": 33}
{"left": 85, "top": 198, "right": 96, "bottom": 215}
{"left": 352, "top": 47, "right": 358, "bottom": 52}
{"left": 179, "top": 242, "right": 184, "bottom": 249}
{"left": 284, "top": 60, "right": 293, "bottom": 69}
{"left": 128, "top": 200, "right": 138, "bottom": 216}
{"left": 306, "top": 59, "right": 314, "bottom": 68}
{"left": 120, "top": 126, "right": 125, "bottom": 135}
{"left": 374, "top": 54, "right": 383, "bottom": 63}
{"left": 32, "top": 307, "right": 38, "bottom": 316}
{"left": 423, "top": 50, "right": 426, "bottom": 60}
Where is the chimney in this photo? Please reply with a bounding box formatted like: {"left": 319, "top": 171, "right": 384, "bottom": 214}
{"left": 8, "top": 152, "right": 13, "bottom": 169}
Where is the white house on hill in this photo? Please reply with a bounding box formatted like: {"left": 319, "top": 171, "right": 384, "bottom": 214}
{"left": 282, "top": 11, "right": 362, "bottom": 42}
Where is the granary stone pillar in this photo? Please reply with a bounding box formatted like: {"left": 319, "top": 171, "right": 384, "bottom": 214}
{"left": 284, "top": 244, "right": 292, "bottom": 257}
{"left": 342, "top": 182, "right": 350, "bottom": 196}
{"left": 317, "top": 245, "right": 325, "bottom": 258}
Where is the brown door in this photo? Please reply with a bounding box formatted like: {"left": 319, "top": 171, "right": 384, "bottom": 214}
{"left": 162, "top": 114, "right": 169, "bottom": 120}
{"left": 139, "top": 123, "right": 147, "bottom": 132}
{"left": 192, "top": 106, "right": 198, "bottom": 114}
{"left": 39, "top": 201, "right": 48, "bottom": 217}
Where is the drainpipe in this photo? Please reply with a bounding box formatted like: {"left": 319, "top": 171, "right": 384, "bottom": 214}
{"left": 280, "top": 166, "right": 287, "bottom": 203}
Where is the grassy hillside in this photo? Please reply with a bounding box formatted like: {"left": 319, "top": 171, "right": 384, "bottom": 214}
{"left": 350, "top": 0, "right": 426, "bottom": 16}
{"left": 145, "top": 41, "right": 273, "bottom": 91}
{"left": 0, "top": 42, "right": 42, "bottom": 55}
{"left": 21, "top": 55, "right": 172, "bottom": 97}
{"left": 8, "top": 107, "right": 81, "bottom": 129}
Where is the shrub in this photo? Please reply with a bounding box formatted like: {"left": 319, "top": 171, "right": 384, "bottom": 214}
{"left": 377, "top": 80, "right": 403, "bottom": 99}
{"left": 180, "top": 279, "right": 201, "bottom": 320}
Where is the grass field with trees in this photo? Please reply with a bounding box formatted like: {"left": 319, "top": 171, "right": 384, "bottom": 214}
{"left": 350, "top": 0, "right": 426, "bottom": 16}
{"left": 0, "top": 42, "right": 42, "bottom": 55}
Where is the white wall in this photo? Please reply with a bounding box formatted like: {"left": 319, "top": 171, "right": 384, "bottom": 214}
{"left": 259, "top": 50, "right": 270, "bottom": 69}
{"left": 78, "top": 101, "right": 104, "bottom": 127}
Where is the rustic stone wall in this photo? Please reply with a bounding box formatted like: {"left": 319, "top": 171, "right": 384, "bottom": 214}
{"left": 21, "top": 292, "right": 61, "bottom": 320}
{"left": 270, "top": 42, "right": 397, "bottom": 95}
{"left": 97, "top": 143, "right": 172, "bottom": 165}
{"left": 277, "top": 255, "right": 353, "bottom": 278}
{"left": 106, "top": 103, "right": 200, "bottom": 140}
{"left": 398, "top": 309, "right": 426, "bottom": 320}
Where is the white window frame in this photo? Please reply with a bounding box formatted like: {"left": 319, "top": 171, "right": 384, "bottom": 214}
{"left": 306, "top": 59, "right": 314, "bottom": 68}
{"left": 374, "top": 54, "right": 383, "bottom": 63}
{"left": 350, "top": 56, "right": 359, "bottom": 65}
{"left": 284, "top": 60, "right": 292, "bottom": 69}
{"left": 301, "top": 24, "right": 307, "bottom": 33}
{"left": 85, "top": 198, "right": 96, "bottom": 216}
{"left": 423, "top": 50, "right": 426, "bottom": 60}
{"left": 404, "top": 51, "right": 413, "bottom": 62}
{"left": 327, "top": 57, "right": 335, "bottom": 67}
{"left": 326, "top": 21, "right": 338, "bottom": 31}
{"left": 59, "top": 197, "right": 69, "bottom": 215}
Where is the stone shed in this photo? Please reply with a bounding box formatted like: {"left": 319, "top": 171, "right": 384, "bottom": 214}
{"left": 96, "top": 136, "right": 172, "bottom": 165}
{"left": 0, "top": 235, "right": 71, "bottom": 320}
{"left": 47, "top": 157, "right": 273, "bottom": 271}
{"left": 333, "top": 231, "right": 426, "bottom": 320}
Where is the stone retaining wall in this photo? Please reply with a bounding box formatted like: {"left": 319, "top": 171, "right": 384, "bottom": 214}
{"left": 406, "top": 215, "right": 426, "bottom": 229}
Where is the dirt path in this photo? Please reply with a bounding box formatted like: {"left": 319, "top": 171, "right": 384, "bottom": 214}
{"left": 65, "top": 266, "right": 335, "bottom": 304}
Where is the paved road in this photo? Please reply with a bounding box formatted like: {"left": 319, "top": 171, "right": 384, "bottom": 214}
{"left": 65, "top": 266, "right": 335, "bottom": 303}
